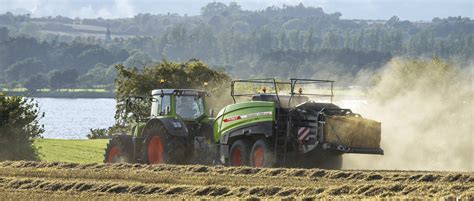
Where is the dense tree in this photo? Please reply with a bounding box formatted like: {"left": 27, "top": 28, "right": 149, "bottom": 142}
{"left": 24, "top": 73, "right": 48, "bottom": 92}
{"left": 5, "top": 58, "right": 45, "bottom": 83}
{"left": 201, "top": 2, "right": 228, "bottom": 17}
{"left": 0, "top": 95, "right": 44, "bottom": 161}
{"left": 78, "top": 63, "right": 117, "bottom": 87}
{"left": 114, "top": 59, "right": 230, "bottom": 124}
{"left": 48, "top": 69, "right": 79, "bottom": 89}
{"left": 0, "top": 36, "right": 129, "bottom": 87}
{"left": 0, "top": 27, "right": 8, "bottom": 42}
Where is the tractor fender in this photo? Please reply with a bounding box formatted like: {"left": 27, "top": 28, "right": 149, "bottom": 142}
{"left": 142, "top": 117, "right": 189, "bottom": 137}
{"left": 219, "top": 121, "right": 273, "bottom": 145}
{"left": 112, "top": 133, "right": 133, "bottom": 142}
{"left": 111, "top": 133, "right": 134, "bottom": 150}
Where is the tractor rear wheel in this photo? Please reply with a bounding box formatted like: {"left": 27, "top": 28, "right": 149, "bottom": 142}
{"left": 250, "top": 139, "right": 275, "bottom": 168}
{"left": 143, "top": 123, "right": 189, "bottom": 164}
{"left": 229, "top": 139, "right": 252, "bottom": 166}
{"left": 103, "top": 134, "right": 133, "bottom": 163}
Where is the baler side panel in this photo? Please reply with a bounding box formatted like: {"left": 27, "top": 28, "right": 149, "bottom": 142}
{"left": 214, "top": 101, "right": 275, "bottom": 143}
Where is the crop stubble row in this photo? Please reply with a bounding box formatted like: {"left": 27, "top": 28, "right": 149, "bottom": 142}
{"left": 0, "top": 161, "right": 472, "bottom": 199}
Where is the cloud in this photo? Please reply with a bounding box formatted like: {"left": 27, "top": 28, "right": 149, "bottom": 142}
{"left": 71, "top": 0, "right": 135, "bottom": 19}
{"left": 112, "top": 0, "right": 135, "bottom": 18}
{"left": 1, "top": 0, "right": 40, "bottom": 13}
{"left": 0, "top": 0, "right": 471, "bottom": 20}
{"left": 0, "top": 0, "right": 136, "bottom": 18}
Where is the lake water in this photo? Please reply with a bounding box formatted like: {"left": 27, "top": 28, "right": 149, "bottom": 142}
{"left": 35, "top": 98, "right": 367, "bottom": 139}
{"left": 36, "top": 98, "right": 116, "bottom": 139}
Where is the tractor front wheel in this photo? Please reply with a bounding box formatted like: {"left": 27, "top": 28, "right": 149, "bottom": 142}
{"left": 103, "top": 134, "right": 133, "bottom": 163}
{"left": 250, "top": 139, "right": 275, "bottom": 168}
{"left": 229, "top": 139, "right": 252, "bottom": 166}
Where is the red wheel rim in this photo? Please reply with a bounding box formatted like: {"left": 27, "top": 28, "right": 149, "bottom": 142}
{"left": 231, "top": 148, "right": 242, "bottom": 166}
{"left": 148, "top": 136, "right": 164, "bottom": 164}
{"left": 253, "top": 147, "right": 264, "bottom": 167}
{"left": 108, "top": 146, "right": 120, "bottom": 163}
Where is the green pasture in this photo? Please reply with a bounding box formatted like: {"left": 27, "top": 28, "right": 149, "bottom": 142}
{"left": 35, "top": 139, "right": 108, "bottom": 163}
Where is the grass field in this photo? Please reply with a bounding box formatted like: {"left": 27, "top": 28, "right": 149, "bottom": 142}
{"left": 35, "top": 139, "right": 108, "bottom": 163}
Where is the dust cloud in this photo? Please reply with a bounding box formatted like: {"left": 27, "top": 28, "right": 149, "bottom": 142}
{"left": 342, "top": 58, "right": 473, "bottom": 171}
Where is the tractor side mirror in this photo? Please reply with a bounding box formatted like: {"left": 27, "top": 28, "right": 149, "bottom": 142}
{"left": 209, "top": 109, "right": 214, "bottom": 117}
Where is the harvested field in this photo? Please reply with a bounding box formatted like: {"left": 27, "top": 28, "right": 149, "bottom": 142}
{"left": 0, "top": 161, "right": 472, "bottom": 200}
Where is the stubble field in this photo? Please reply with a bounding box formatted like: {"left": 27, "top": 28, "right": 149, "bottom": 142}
{"left": 0, "top": 161, "right": 472, "bottom": 200}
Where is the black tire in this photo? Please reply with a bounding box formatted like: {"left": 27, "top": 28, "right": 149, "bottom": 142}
{"left": 142, "top": 123, "right": 189, "bottom": 164}
{"left": 250, "top": 139, "right": 275, "bottom": 168}
{"left": 103, "top": 134, "right": 134, "bottom": 163}
{"left": 228, "top": 139, "right": 252, "bottom": 166}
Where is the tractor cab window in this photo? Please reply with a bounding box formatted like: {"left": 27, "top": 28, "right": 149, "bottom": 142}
{"left": 176, "top": 95, "right": 204, "bottom": 119}
{"left": 151, "top": 95, "right": 171, "bottom": 116}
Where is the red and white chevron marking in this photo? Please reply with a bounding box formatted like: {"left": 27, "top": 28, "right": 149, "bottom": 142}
{"left": 298, "top": 127, "right": 310, "bottom": 141}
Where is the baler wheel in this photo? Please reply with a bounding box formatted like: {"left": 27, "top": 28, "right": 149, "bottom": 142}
{"left": 229, "top": 139, "right": 252, "bottom": 166}
{"left": 250, "top": 139, "right": 275, "bottom": 168}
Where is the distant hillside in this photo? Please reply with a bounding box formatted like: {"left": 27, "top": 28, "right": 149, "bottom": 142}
{"left": 0, "top": 2, "right": 472, "bottom": 90}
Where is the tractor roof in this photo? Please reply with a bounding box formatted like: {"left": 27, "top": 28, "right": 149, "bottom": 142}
{"left": 151, "top": 89, "right": 207, "bottom": 96}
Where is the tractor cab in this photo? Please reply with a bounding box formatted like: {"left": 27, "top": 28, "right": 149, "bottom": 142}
{"left": 149, "top": 89, "right": 212, "bottom": 144}
{"left": 150, "top": 89, "right": 207, "bottom": 121}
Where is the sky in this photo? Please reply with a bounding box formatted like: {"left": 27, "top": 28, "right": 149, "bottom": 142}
{"left": 0, "top": 0, "right": 472, "bottom": 21}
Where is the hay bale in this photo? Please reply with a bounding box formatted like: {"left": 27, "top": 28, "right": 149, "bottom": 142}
{"left": 324, "top": 115, "right": 381, "bottom": 149}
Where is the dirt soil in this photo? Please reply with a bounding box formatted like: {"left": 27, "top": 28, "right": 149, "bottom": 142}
{"left": 0, "top": 161, "right": 472, "bottom": 200}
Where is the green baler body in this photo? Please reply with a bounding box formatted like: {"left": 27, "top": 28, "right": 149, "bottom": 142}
{"left": 213, "top": 101, "right": 275, "bottom": 143}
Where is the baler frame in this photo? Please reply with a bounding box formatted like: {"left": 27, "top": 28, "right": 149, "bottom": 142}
{"left": 230, "top": 78, "right": 339, "bottom": 164}
{"left": 288, "top": 78, "right": 335, "bottom": 106}
{"left": 230, "top": 78, "right": 290, "bottom": 105}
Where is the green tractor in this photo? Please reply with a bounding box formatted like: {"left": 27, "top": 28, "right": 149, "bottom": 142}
{"left": 104, "top": 89, "right": 212, "bottom": 164}
{"left": 104, "top": 78, "right": 383, "bottom": 168}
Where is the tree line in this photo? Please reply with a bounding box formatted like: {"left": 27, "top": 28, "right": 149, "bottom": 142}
{"left": 0, "top": 34, "right": 129, "bottom": 90}
{"left": 0, "top": 2, "right": 472, "bottom": 90}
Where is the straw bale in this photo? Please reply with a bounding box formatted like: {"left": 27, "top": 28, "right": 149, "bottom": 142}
{"left": 324, "top": 115, "right": 381, "bottom": 149}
